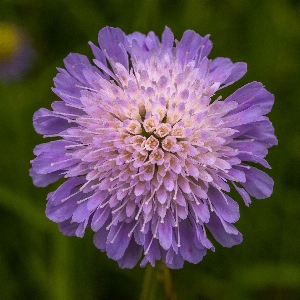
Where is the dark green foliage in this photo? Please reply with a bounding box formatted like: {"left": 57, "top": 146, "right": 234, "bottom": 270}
{"left": 1, "top": 0, "right": 299, "bottom": 299}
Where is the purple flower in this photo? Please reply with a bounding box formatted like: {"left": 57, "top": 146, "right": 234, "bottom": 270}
{"left": 30, "top": 26, "right": 277, "bottom": 269}
{"left": 0, "top": 23, "right": 35, "bottom": 81}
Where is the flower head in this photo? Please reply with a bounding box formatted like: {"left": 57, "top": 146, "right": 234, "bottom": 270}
{"left": 0, "top": 23, "right": 35, "bottom": 81}
{"left": 30, "top": 26, "right": 277, "bottom": 269}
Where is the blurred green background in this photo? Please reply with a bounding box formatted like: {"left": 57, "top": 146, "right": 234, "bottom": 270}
{"left": 1, "top": 0, "right": 299, "bottom": 299}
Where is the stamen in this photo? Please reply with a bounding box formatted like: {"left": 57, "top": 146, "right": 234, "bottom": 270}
{"left": 202, "top": 224, "right": 207, "bottom": 238}
{"left": 93, "top": 207, "right": 109, "bottom": 229}
{"left": 112, "top": 200, "right": 128, "bottom": 214}
{"left": 61, "top": 190, "right": 81, "bottom": 203}
{"left": 211, "top": 182, "right": 222, "bottom": 191}
{"left": 104, "top": 138, "right": 125, "bottom": 143}
{"left": 140, "top": 217, "right": 148, "bottom": 232}
{"left": 190, "top": 191, "right": 200, "bottom": 205}
{"left": 58, "top": 92, "right": 81, "bottom": 101}
{"left": 90, "top": 178, "right": 106, "bottom": 189}
{"left": 219, "top": 190, "right": 228, "bottom": 205}
{"left": 238, "top": 164, "right": 251, "bottom": 169}
{"left": 87, "top": 146, "right": 115, "bottom": 154}
{"left": 65, "top": 103, "right": 85, "bottom": 110}
{"left": 177, "top": 223, "right": 181, "bottom": 247}
{"left": 234, "top": 138, "right": 255, "bottom": 142}
{"left": 122, "top": 185, "right": 134, "bottom": 192}
{"left": 50, "top": 157, "right": 74, "bottom": 166}
{"left": 125, "top": 157, "right": 138, "bottom": 164}
{"left": 153, "top": 220, "right": 159, "bottom": 238}
{"left": 131, "top": 167, "right": 148, "bottom": 179}
{"left": 107, "top": 182, "right": 126, "bottom": 192}
{"left": 109, "top": 154, "right": 128, "bottom": 162}
{"left": 79, "top": 179, "right": 93, "bottom": 191}
{"left": 198, "top": 44, "right": 205, "bottom": 64}
{"left": 193, "top": 210, "right": 200, "bottom": 223}
{"left": 82, "top": 123, "right": 120, "bottom": 133}
{"left": 106, "top": 208, "right": 124, "bottom": 230}
{"left": 75, "top": 84, "right": 98, "bottom": 93}
{"left": 99, "top": 198, "right": 110, "bottom": 208}
{"left": 65, "top": 143, "right": 89, "bottom": 149}
{"left": 64, "top": 166, "right": 91, "bottom": 178}
{"left": 79, "top": 170, "right": 102, "bottom": 191}
{"left": 128, "top": 219, "right": 140, "bottom": 237}
{"left": 95, "top": 160, "right": 115, "bottom": 169}
{"left": 110, "top": 166, "right": 131, "bottom": 182}
{"left": 145, "top": 192, "right": 155, "bottom": 205}
{"left": 135, "top": 198, "right": 146, "bottom": 220}
{"left": 173, "top": 182, "right": 178, "bottom": 200}
{"left": 77, "top": 194, "right": 92, "bottom": 204}
{"left": 53, "top": 111, "right": 79, "bottom": 117}
{"left": 81, "top": 130, "right": 103, "bottom": 135}
{"left": 43, "top": 134, "right": 82, "bottom": 138}
{"left": 207, "top": 197, "right": 214, "bottom": 212}
{"left": 79, "top": 116, "right": 118, "bottom": 123}
{"left": 144, "top": 235, "right": 155, "bottom": 255}
{"left": 110, "top": 222, "right": 124, "bottom": 243}
{"left": 175, "top": 204, "right": 179, "bottom": 227}
{"left": 75, "top": 120, "right": 100, "bottom": 125}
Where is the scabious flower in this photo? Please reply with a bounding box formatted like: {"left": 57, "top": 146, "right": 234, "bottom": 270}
{"left": 0, "top": 23, "right": 34, "bottom": 81}
{"left": 30, "top": 26, "right": 277, "bottom": 269}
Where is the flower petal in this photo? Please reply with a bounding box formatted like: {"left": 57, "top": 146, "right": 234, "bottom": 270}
{"left": 208, "top": 187, "right": 240, "bottom": 223}
{"left": 179, "top": 219, "right": 206, "bottom": 264}
{"left": 30, "top": 168, "right": 63, "bottom": 187}
{"left": 93, "top": 218, "right": 111, "bottom": 251}
{"left": 225, "top": 82, "right": 274, "bottom": 115}
{"left": 206, "top": 212, "right": 243, "bottom": 247}
{"left": 98, "top": 26, "right": 129, "bottom": 69}
{"left": 220, "top": 62, "right": 247, "bottom": 88}
{"left": 63, "top": 53, "right": 93, "bottom": 86}
{"left": 33, "top": 108, "right": 70, "bottom": 135}
{"left": 161, "top": 26, "right": 174, "bottom": 52}
{"left": 58, "top": 218, "right": 80, "bottom": 236}
{"left": 106, "top": 222, "right": 132, "bottom": 260}
{"left": 158, "top": 211, "right": 173, "bottom": 250}
{"left": 240, "top": 166, "right": 274, "bottom": 199}
{"left": 46, "top": 195, "right": 79, "bottom": 222}
{"left": 177, "top": 30, "right": 203, "bottom": 65}
{"left": 118, "top": 238, "right": 143, "bottom": 269}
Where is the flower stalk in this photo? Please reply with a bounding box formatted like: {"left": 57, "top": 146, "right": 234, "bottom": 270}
{"left": 158, "top": 262, "right": 177, "bottom": 300}
{"left": 140, "top": 262, "right": 177, "bottom": 300}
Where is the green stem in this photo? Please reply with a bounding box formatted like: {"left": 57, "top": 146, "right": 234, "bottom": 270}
{"left": 158, "top": 262, "right": 177, "bottom": 300}
{"left": 140, "top": 262, "right": 177, "bottom": 300}
{"left": 140, "top": 263, "right": 157, "bottom": 300}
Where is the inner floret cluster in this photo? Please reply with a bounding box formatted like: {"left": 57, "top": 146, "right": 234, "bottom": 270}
{"left": 30, "top": 26, "right": 277, "bottom": 269}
